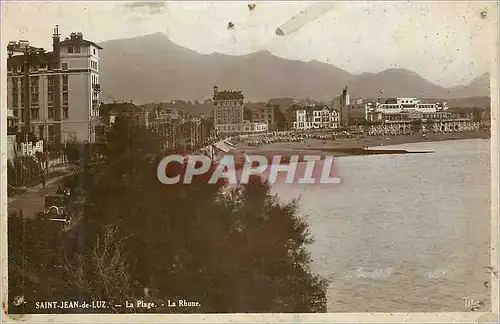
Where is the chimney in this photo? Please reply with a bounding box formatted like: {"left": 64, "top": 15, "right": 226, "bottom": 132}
{"left": 52, "top": 25, "right": 60, "bottom": 47}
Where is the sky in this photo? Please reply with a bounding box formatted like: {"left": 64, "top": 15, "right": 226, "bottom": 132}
{"left": 1, "top": 1, "right": 497, "bottom": 87}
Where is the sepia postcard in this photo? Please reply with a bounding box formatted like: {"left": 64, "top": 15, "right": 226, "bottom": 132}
{"left": 1, "top": 1, "right": 499, "bottom": 323}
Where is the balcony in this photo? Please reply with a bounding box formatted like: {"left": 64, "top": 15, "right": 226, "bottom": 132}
{"left": 92, "top": 84, "right": 101, "bottom": 94}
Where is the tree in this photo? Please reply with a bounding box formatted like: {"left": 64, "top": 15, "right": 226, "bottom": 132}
{"left": 424, "top": 119, "right": 434, "bottom": 133}
{"left": 82, "top": 121, "right": 328, "bottom": 312}
{"left": 8, "top": 115, "right": 328, "bottom": 314}
{"left": 7, "top": 156, "right": 42, "bottom": 187}
{"left": 273, "top": 105, "right": 288, "bottom": 130}
{"left": 410, "top": 119, "right": 422, "bottom": 134}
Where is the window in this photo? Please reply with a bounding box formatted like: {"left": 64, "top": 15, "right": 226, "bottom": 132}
{"left": 48, "top": 125, "right": 55, "bottom": 142}
{"left": 12, "top": 78, "right": 18, "bottom": 92}
{"left": 95, "top": 126, "right": 105, "bottom": 143}
{"left": 75, "top": 46, "right": 80, "bottom": 53}
{"left": 30, "top": 76, "right": 39, "bottom": 86}
{"left": 12, "top": 94, "right": 19, "bottom": 107}
{"left": 48, "top": 76, "right": 55, "bottom": 86}
{"left": 95, "top": 61, "right": 98, "bottom": 70}
{"left": 13, "top": 109, "right": 18, "bottom": 117}
{"left": 30, "top": 77, "right": 39, "bottom": 104}
{"left": 63, "top": 92, "right": 68, "bottom": 102}
{"left": 63, "top": 107, "right": 69, "bottom": 119}
{"left": 68, "top": 47, "right": 73, "bottom": 53}
{"left": 93, "top": 48, "right": 96, "bottom": 55}
{"left": 48, "top": 93, "right": 54, "bottom": 103}
{"left": 62, "top": 75, "right": 68, "bottom": 85}
{"left": 48, "top": 107, "right": 54, "bottom": 119}
{"left": 62, "top": 63, "right": 68, "bottom": 70}
{"left": 31, "top": 108, "right": 39, "bottom": 120}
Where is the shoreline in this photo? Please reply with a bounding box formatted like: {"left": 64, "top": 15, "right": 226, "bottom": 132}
{"left": 232, "top": 131, "right": 490, "bottom": 158}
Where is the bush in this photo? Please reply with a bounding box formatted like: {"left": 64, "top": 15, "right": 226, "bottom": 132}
{"left": 7, "top": 156, "right": 42, "bottom": 187}
{"left": 8, "top": 118, "right": 328, "bottom": 314}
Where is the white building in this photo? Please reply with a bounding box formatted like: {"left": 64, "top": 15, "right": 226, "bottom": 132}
{"left": 157, "top": 107, "right": 180, "bottom": 120}
{"left": 243, "top": 120, "right": 268, "bottom": 133}
{"left": 329, "top": 109, "right": 340, "bottom": 129}
{"left": 293, "top": 109, "right": 309, "bottom": 130}
{"left": 292, "top": 106, "right": 339, "bottom": 130}
{"left": 366, "top": 98, "right": 450, "bottom": 123}
{"left": 6, "top": 26, "right": 102, "bottom": 144}
{"left": 375, "top": 98, "right": 448, "bottom": 115}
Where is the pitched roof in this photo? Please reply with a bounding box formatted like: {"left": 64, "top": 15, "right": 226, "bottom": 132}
{"left": 59, "top": 38, "right": 103, "bottom": 49}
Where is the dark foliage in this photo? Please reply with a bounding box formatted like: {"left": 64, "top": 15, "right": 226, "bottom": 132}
{"left": 8, "top": 117, "right": 328, "bottom": 314}
{"left": 7, "top": 156, "right": 42, "bottom": 187}
{"left": 273, "top": 105, "right": 289, "bottom": 130}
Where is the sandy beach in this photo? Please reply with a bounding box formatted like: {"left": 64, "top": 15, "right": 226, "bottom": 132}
{"left": 231, "top": 130, "right": 490, "bottom": 157}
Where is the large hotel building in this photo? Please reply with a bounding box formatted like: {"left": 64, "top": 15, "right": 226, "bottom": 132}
{"left": 7, "top": 26, "right": 102, "bottom": 144}
{"left": 212, "top": 85, "right": 245, "bottom": 134}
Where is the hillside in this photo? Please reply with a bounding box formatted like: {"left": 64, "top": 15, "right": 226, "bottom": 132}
{"left": 98, "top": 33, "right": 490, "bottom": 104}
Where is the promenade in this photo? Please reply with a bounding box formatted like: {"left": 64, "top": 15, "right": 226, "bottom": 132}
{"left": 8, "top": 165, "right": 73, "bottom": 219}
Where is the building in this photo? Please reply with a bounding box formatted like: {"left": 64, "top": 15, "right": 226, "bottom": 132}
{"left": 243, "top": 120, "right": 268, "bottom": 133}
{"left": 102, "top": 102, "right": 149, "bottom": 128}
{"left": 366, "top": 98, "right": 449, "bottom": 123}
{"left": 149, "top": 106, "right": 213, "bottom": 150}
{"left": 7, "top": 26, "right": 102, "bottom": 145}
{"left": 332, "top": 86, "right": 350, "bottom": 127}
{"left": 157, "top": 106, "right": 180, "bottom": 121}
{"left": 374, "top": 97, "right": 447, "bottom": 115}
{"left": 246, "top": 102, "right": 276, "bottom": 130}
{"left": 7, "top": 109, "right": 18, "bottom": 161}
{"left": 213, "top": 85, "right": 244, "bottom": 134}
{"left": 292, "top": 105, "right": 340, "bottom": 130}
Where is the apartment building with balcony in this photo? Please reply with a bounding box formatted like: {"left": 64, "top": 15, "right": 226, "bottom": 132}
{"left": 6, "top": 26, "right": 102, "bottom": 145}
{"left": 213, "top": 85, "right": 244, "bottom": 134}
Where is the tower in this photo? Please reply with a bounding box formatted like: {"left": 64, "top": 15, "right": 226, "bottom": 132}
{"left": 340, "top": 86, "right": 350, "bottom": 127}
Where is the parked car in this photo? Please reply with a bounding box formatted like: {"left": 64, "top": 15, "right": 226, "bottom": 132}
{"left": 44, "top": 194, "right": 71, "bottom": 225}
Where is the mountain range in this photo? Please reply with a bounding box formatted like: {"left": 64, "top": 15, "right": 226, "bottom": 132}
{"left": 98, "top": 33, "right": 490, "bottom": 104}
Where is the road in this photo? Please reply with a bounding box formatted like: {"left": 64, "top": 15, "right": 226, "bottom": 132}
{"left": 8, "top": 166, "right": 73, "bottom": 219}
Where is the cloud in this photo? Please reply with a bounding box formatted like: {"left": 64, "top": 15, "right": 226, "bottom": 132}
{"left": 125, "top": 2, "right": 168, "bottom": 14}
